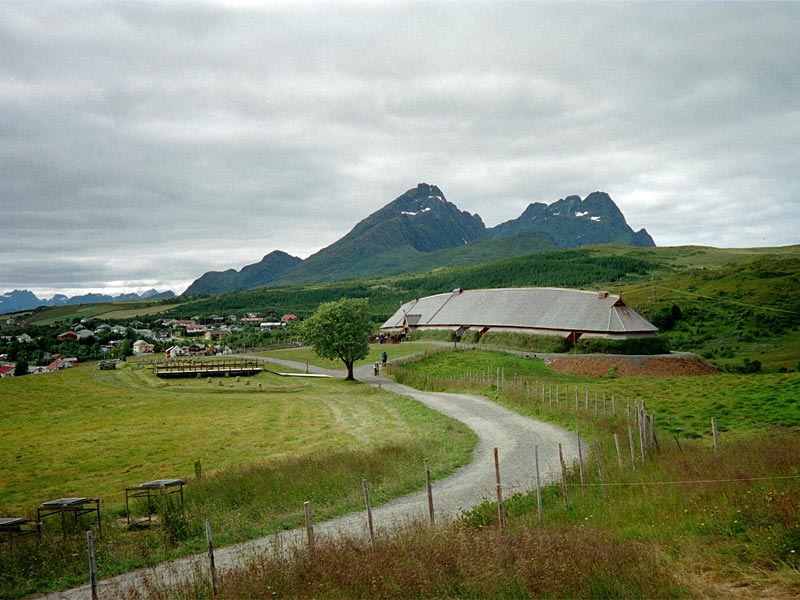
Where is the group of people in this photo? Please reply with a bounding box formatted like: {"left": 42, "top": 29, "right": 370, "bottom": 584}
{"left": 373, "top": 350, "right": 388, "bottom": 375}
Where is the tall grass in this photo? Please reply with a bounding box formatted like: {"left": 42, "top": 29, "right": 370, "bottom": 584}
{"left": 124, "top": 521, "right": 687, "bottom": 599}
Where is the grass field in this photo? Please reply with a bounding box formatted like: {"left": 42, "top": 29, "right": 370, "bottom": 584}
{"left": 390, "top": 348, "right": 800, "bottom": 438}
{"left": 0, "top": 346, "right": 476, "bottom": 597}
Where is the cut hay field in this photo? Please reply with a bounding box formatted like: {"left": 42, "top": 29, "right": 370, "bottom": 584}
{"left": 0, "top": 351, "right": 476, "bottom": 597}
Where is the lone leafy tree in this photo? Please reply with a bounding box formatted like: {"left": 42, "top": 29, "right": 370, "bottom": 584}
{"left": 301, "top": 298, "right": 373, "bottom": 381}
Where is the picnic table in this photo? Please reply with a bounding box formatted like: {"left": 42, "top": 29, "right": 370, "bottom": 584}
{"left": 0, "top": 517, "right": 41, "bottom": 546}
{"left": 125, "top": 479, "right": 185, "bottom": 524}
{"left": 37, "top": 497, "right": 101, "bottom": 533}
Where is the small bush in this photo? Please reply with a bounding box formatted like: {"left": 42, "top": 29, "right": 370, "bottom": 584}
{"left": 478, "top": 331, "right": 567, "bottom": 353}
{"left": 157, "top": 496, "right": 192, "bottom": 544}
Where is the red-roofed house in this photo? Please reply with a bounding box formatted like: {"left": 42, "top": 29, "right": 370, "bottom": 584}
{"left": 0, "top": 365, "right": 15, "bottom": 378}
{"left": 47, "top": 357, "right": 78, "bottom": 372}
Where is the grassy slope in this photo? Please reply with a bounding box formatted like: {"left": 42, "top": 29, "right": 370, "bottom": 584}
{"left": 387, "top": 349, "right": 800, "bottom": 597}
{"left": 13, "top": 299, "right": 185, "bottom": 326}
{"left": 0, "top": 347, "right": 476, "bottom": 597}
{"left": 389, "top": 348, "right": 800, "bottom": 438}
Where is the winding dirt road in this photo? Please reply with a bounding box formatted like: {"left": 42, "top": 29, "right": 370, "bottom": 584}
{"left": 42, "top": 359, "right": 578, "bottom": 599}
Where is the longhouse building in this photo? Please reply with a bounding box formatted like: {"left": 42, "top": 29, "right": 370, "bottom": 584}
{"left": 380, "top": 287, "right": 659, "bottom": 344}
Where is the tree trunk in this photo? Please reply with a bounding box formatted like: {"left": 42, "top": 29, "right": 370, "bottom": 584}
{"left": 345, "top": 360, "right": 355, "bottom": 381}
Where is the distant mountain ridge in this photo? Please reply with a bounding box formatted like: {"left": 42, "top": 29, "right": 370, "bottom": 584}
{"left": 0, "top": 288, "right": 175, "bottom": 314}
{"left": 183, "top": 184, "right": 655, "bottom": 296}
{"left": 183, "top": 250, "right": 303, "bottom": 296}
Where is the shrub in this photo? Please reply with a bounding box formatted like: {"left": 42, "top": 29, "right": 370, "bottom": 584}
{"left": 573, "top": 335, "right": 670, "bottom": 355}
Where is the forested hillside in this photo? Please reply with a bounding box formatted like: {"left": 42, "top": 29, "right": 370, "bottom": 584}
{"left": 170, "top": 248, "right": 660, "bottom": 321}
{"left": 9, "top": 245, "right": 799, "bottom": 372}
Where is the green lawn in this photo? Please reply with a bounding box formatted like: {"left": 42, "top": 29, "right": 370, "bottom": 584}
{"left": 258, "top": 341, "right": 435, "bottom": 371}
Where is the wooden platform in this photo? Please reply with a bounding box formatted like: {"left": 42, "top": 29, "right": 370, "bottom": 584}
{"left": 152, "top": 359, "right": 263, "bottom": 379}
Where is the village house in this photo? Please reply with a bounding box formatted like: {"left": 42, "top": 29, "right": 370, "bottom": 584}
{"left": 204, "top": 327, "right": 230, "bottom": 340}
{"left": 47, "top": 357, "right": 78, "bottom": 372}
{"left": 0, "top": 365, "right": 15, "bottom": 378}
{"left": 170, "top": 319, "right": 197, "bottom": 330}
{"left": 186, "top": 343, "right": 208, "bottom": 356}
{"left": 240, "top": 317, "right": 264, "bottom": 325}
{"left": 185, "top": 324, "right": 208, "bottom": 336}
{"left": 56, "top": 329, "right": 94, "bottom": 341}
{"left": 165, "top": 345, "right": 186, "bottom": 358}
{"left": 132, "top": 340, "right": 155, "bottom": 354}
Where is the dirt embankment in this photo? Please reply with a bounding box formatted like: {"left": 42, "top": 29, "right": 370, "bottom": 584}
{"left": 545, "top": 353, "right": 718, "bottom": 377}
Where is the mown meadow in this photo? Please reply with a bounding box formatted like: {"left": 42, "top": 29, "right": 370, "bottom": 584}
{"left": 0, "top": 346, "right": 476, "bottom": 598}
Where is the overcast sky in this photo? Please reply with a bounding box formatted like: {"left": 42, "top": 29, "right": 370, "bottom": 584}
{"left": 1, "top": 1, "right": 798, "bottom": 298}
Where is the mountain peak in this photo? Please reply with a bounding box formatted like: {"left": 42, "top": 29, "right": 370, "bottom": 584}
{"left": 490, "top": 191, "right": 654, "bottom": 248}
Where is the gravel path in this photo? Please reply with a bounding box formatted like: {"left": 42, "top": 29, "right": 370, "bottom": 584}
{"left": 42, "top": 359, "right": 579, "bottom": 599}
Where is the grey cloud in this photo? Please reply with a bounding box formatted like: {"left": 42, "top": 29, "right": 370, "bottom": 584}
{"left": 1, "top": 1, "right": 798, "bottom": 298}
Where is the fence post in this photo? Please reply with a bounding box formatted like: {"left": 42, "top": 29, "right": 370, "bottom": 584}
{"left": 650, "top": 414, "right": 659, "bottom": 451}
{"left": 627, "top": 424, "right": 636, "bottom": 470}
{"left": 304, "top": 501, "right": 314, "bottom": 549}
{"left": 712, "top": 417, "right": 720, "bottom": 453}
{"left": 576, "top": 430, "right": 585, "bottom": 491}
{"left": 594, "top": 440, "right": 606, "bottom": 490}
{"left": 639, "top": 408, "right": 647, "bottom": 463}
{"left": 494, "top": 447, "right": 506, "bottom": 533}
{"left": 87, "top": 531, "right": 99, "bottom": 600}
{"left": 534, "top": 444, "right": 543, "bottom": 523}
{"left": 363, "top": 480, "right": 376, "bottom": 550}
{"left": 614, "top": 433, "right": 623, "bottom": 471}
{"left": 425, "top": 458, "right": 435, "bottom": 525}
{"left": 205, "top": 520, "right": 218, "bottom": 596}
{"left": 558, "top": 443, "right": 569, "bottom": 509}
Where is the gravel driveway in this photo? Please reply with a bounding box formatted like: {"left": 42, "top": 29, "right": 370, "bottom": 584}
{"left": 43, "top": 359, "right": 579, "bottom": 599}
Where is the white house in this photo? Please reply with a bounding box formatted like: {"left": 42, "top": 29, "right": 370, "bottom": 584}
{"left": 132, "top": 340, "right": 155, "bottom": 354}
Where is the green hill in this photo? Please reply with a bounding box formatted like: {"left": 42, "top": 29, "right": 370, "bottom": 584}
{"left": 11, "top": 245, "right": 799, "bottom": 372}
